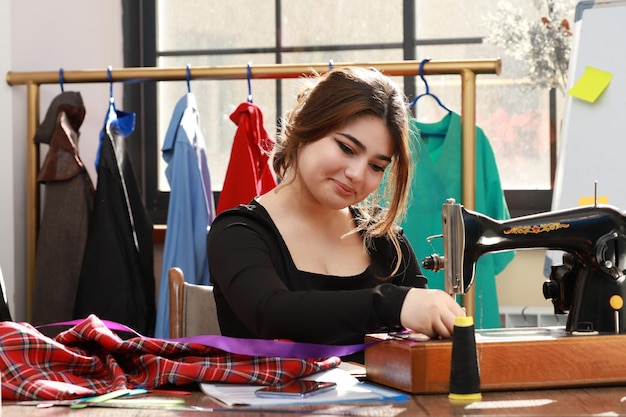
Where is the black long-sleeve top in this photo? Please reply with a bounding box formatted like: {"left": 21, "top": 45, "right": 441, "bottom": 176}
{"left": 207, "top": 199, "right": 427, "bottom": 347}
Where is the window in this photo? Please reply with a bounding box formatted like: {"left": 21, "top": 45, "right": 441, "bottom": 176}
{"left": 122, "top": 0, "right": 557, "bottom": 224}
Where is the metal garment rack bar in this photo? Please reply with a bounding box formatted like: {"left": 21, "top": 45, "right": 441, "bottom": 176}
{"left": 6, "top": 58, "right": 501, "bottom": 320}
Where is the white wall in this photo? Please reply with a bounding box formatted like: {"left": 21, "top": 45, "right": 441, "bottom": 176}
{"left": 497, "top": 250, "right": 551, "bottom": 307}
{"left": 4, "top": 1, "right": 123, "bottom": 321}
{"left": 0, "top": 1, "right": 16, "bottom": 318}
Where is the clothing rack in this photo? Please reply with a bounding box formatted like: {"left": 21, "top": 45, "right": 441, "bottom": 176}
{"left": 6, "top": 58, "right": 501, "bottom": 320}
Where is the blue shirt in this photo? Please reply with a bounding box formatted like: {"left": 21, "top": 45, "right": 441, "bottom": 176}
{"left": 154, "top": 93, "right": 215, "bottom": 338}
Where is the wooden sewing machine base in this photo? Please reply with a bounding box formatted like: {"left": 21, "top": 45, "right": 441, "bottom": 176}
{"left": 364, "top": 327, "right": 626, "bottom": 394}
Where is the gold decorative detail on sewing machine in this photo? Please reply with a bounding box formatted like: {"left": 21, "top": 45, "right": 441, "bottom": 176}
{"left": 503, "top": 223, "right": 571, "bottom": 235}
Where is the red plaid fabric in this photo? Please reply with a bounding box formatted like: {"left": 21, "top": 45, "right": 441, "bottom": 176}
{"left": 0, "top": 315, "right": 340, "bottom": 401}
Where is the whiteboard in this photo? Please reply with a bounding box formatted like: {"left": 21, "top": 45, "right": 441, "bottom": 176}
{"left": 546, "top": 0, "right": 626, "bottom": 275}
{"left": 553, "top": 0, "right": 626, "bottom": 210}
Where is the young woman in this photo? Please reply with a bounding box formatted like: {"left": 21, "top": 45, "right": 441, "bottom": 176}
{"left": 207, "top": 67, "right": 464, "bottom": 352}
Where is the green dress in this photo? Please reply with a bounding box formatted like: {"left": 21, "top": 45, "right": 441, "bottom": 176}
{"left": 401, "top": 112, "right": 514, "bottom": 329}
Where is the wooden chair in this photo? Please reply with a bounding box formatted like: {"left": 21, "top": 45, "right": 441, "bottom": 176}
{"left": 168, "top": 267, "right": 221, "bottom": 338}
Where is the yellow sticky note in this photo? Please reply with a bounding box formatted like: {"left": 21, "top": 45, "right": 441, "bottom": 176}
{"left": 579, "top": 196, "right": 609, "bottom": 206}
{"left": 568, "top": 66, "right": 613, "bottom": 103}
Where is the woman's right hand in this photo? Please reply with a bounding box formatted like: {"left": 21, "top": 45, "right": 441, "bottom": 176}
{"left": 399, "top": 288, "right": 466, "bottom": 339}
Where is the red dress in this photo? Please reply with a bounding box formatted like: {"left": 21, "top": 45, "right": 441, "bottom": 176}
{"left": 216, "top": 102, "right": 276, "bottom": 214}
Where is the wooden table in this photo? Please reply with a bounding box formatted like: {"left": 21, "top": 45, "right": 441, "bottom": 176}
{"left": 365, "top": 329, "right": 626, "bottom": 393}
{"left": 4, "top": 385, "right": 626, "bottom": 416}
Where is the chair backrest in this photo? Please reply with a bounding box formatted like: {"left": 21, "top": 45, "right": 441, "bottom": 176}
{"left": 168, "top": 267, "right": 220, "bottom": 338}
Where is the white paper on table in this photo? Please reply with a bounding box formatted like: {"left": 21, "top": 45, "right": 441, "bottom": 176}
{"left": 199, "top": 367, "right": 408, "bottom": 407}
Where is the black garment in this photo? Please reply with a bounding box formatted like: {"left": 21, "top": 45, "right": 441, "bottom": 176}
{"left": 0, "top": 273, "right": 11, "bottom": 321}
{"left": 74, "top": 118, "right": 155, "bottom": 336}
{"left": 207, "top": 200, "right": 426, "bottom": 348}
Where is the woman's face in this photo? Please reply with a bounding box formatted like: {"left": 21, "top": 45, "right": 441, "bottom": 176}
{"left": 296, "top": 115, "right": 394, "bottom": 209}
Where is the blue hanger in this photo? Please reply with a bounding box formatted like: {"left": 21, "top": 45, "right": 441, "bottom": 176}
{"left": 186, "top": 64, "right": 192, "bottom": 93}
{"left": 246, "top": 62, "right": 253, "bottom": 103}
{"left": 107, "top": 65, "right": 114, "bottom": 103}
{"left": 58, "top": 68, "right": 65, "bottom": 93}
{"left": 409, "top": 58, "right": 451, "bottom": 112}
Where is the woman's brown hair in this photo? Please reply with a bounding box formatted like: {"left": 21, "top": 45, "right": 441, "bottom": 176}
{"left": 272, "top": 67, "right": 412, "bottom": 276}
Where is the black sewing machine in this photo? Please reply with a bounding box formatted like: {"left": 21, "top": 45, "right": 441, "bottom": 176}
{"left": 422, "top": 198, "right": 626, "bottom": 334}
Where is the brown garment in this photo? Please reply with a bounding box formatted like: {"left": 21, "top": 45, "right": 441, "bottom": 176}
{"left": 31, "top": 101, "right": 95, "bottom": 325}
{"left": 34, "top": 91, "right": 85, "bottom": 145}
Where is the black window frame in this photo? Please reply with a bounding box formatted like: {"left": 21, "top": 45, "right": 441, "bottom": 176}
{"left": 122, "top": 0, "right": 553, "bottom": 225}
